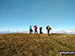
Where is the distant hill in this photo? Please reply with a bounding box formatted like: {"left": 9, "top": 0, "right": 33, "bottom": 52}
{"left": 0, "top": 30, "right": 75, "bottom": 34}
{"left": 0, "top": 30, "right": 28, "bottom": 34}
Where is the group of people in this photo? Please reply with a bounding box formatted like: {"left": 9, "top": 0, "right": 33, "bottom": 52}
{"left": 29, "top": 25, "right": 52, "bottom": 35}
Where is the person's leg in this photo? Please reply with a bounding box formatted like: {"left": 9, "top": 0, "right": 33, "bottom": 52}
{"left": 29, "top": 29, "right": 31, "bottom": 34}
{"left": 40, "top": 32, "right": 41, "bottom": 34}
{"left": 31, "top": 29, "right": 32, "bottom": 34}
{"left": 35, "top": 29, "right": 37, "bottom": 33}
{"left": 40, "top": 30, "right": 41, "bottom": 34}
{"left": 30, "top": 29, "right": 32, "bottom": 34}
{"left": 35, "top": 30, "right": 36, "bottom": 33}
{"left": 36, "top": 30, "right": 38, "bottom": 33}
{"left": 40, "top": 30, "right": 42, "bottom": 34}
{"left": 48, "top": 30, "right": 49, "bottom": 36}
{"left": 41, "top": 32, "right": 42, "bottom": 34}
{"left": 47, "top": 30, "right": 48, "bottom": 35}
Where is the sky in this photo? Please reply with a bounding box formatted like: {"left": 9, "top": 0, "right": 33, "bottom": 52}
{"left": 0, "top": 0, "right": 75, "bottom": 33}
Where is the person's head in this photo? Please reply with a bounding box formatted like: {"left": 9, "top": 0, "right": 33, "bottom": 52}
{"left": 40, "top": 27, "right": 42, "bottom": 28}
{"left": 48, "top": 25, "right": 49, "bottom": 26}
{"left": 46, "top": 25, "right": 49, "bottom": 26}
{"left": 30, "top": 25, "right": 31, "bottom": 26}
{"left": 35, "top": 25, "right": 37, "bottom": 27}
{"left": 47, "top": 25, "right": 50, "bottom": 27}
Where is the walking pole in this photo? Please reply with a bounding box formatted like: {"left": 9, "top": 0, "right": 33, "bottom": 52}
{"left": 50, "top": 29, "right": 52, "bottom": 35}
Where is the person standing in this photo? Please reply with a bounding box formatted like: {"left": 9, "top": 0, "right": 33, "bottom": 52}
{"left": 34, "top": 25, "right": 38, "bottom": 33}
{"left": 29, "top": 25, "right": 33, "bottom": 34}
{"left": 39, "top": 27, "right": 43, "bottom": 34}
{"left": 46, "top": 25, "right": 51, "bottom": 35}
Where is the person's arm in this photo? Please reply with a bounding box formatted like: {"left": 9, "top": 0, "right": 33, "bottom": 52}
{"left": 46, "top": 26, "right": 47, "bottom": 29}
{"left": 50, "top": 27, "right": 52, "bottom": 30}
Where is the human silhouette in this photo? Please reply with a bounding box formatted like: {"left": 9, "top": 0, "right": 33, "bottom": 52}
{"left": 46, "top": 25, "right": 51, "bottom": 35}
{"left": 39, "top": 27, "right": 43, "bottom": 34}
{"left": 29, "top": 25, "right": 33, "bottom": 34}
{"left": 34, "top": 25, "right": 38, "bottom": 33}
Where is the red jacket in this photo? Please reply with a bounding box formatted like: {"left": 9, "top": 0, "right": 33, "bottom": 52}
{"left": 34, "top": 26, "right": 37, "bottom": 30}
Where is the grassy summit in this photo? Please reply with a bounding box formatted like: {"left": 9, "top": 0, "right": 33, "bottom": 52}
{"left": 0, "top": 33, "right": 75, "bottom": 56}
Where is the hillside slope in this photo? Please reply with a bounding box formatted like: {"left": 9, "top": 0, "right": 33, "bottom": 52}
{"left": 0, "top": 33, "right": 75, "bottom": 56}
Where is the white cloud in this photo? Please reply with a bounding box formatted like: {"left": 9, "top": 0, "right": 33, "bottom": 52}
{"left": 67, "top": 29, "right": 75, "bottom": 34}
{"left": 17, "top": 30, "right": 28, "bottom": 33}
{"left": 0, "top": 30, "right": 11, "bottom": 33}
{"left": 0, "top": 30, "right": 28, "bottom": 34}
{"left": 55, "top": 29, "right": 75, "bottom": 34}
{"left": 55, "top": 30, "right": 67, "bottom": 33}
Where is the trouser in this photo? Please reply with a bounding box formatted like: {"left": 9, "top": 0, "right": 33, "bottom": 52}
{"left": 29, "top": 29, "right": 32, "bottom": 33}
{"left": 47, "top": 30, "right": 50, "bottom": 35}
{"left": 40, "top": 30, "right": 42, "bottom": 34}
{"left": 35, "top": 29, "right": 38, "bottom": 33}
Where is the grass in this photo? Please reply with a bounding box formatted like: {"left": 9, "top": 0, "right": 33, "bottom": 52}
{"left": 0, "top": 33, "right": 75, "bottom": 56}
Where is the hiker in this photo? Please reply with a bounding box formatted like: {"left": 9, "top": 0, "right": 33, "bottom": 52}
{"left": 46, "top": 25, "right": 51, "bottom": 35}
{"left": 39, "top": 27, "right": 43, "bottom": 34}
{"left": 29, "top": 25, "right": 33, "bottom": 34}
{"left": 34, "top": 25, "right": 38, "bottom": 33}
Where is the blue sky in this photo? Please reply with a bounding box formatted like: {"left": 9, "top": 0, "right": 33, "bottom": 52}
{"left": 0, "top": 0, "right": 75, "bottom": 33}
